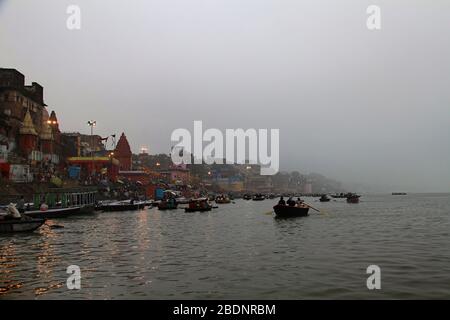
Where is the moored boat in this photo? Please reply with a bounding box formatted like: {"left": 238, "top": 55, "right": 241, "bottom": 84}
{"left": 0, "top": 205, "right": 46, "bottom": 233}
{"left": 0, "top": 218, "right": 46, "bottom": 233}
{"left": 175, "top": 197, "right": 190, "bottom": 205}
{"left": 157, "top": 200, "right": 178, "bottom": 210}
{"left": 100, "top": 200, "right": 146, "bottom": 212}
{"left": 319, "top": 195, "right": 330, "bottom": 202}
{"left": 273, "top": 204, "right": 309, "bottom": 218}
{"left": 24, "top": 206, "right": 82, "bottom": 218}
{"left": 243, "top": 194, "right": 252, "bottom": 200}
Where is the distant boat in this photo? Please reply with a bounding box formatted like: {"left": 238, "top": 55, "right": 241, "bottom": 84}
{"left": 319, "top": 195, "right": 330, "bottom": 202}
{"left": 346, "top": 194, "right": 360, "bottom": 203}
{"left": 252, "top": 194, "right": 265, "bottom": 201}
{"left": 243, "top": 194, "right": 252, "bottom": 200}
{"left": 331, "top": 193, "right": 349, "bottom": 199}
{"left": 215, "top": 195, "right": 231, "bottom": 204}
{"left": 185, "top": 198, "right": 212, "bottom": 212}
{"left": 175, "top": 197, "right": 190, "bottom": 204}
{"left": 392, "top": 192, "right": 407, "bottom": 195}
{"left": 273, "top": 204, "right": 309, "bottom": 218}
{"left": 158, "top": 200, "right": 178, "bottom": 210}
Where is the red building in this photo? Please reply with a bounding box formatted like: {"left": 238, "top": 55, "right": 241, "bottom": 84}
{"left": 114, "top": 132, "right": 132, "bottom": 171}
{"left": 67, "top": 156, "right": 120, "bottom": 181}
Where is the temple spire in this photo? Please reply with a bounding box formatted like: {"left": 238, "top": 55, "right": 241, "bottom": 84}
{"left": 19, "top": 109, "right": 38, "bottom": 136}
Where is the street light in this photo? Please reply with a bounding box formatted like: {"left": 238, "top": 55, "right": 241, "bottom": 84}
{"left": 87, "top": 121, "right": 96, "bottom": 176}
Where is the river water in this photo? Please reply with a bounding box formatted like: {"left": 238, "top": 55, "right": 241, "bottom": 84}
{"left": 1, "top": 193, "right": 449, "bottom": 299}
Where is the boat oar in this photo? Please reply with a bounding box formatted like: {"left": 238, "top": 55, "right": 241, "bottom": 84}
{"left": 301, "top": 202, "right": 329, "bottom": 215}
{"left": 303, "top": 203, "right": 321, "bottom": 212}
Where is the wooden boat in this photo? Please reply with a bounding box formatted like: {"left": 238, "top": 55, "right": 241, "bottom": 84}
{"left": 331, "top": 193, "right": 348, "bottom": 198}
{"left": 346, "top": 194, "right": 360, "bottom": 203}
{"left": 215, "top": 195, "right": 231, "bottom": 204}
{"left": 157, "top": 200, "right": 178, "bottom": 210}
{"left": 0, "top": 218, "right": 46, "bottom": 233}
{"left": 319, "top": 195, "right": 330, "bottom": 202}
{"left": 273, "top": 204, "right": 309, "bottom": 217}
{"left": 175, "top": 197, "right": 190, "bottom": 205}
{"left": 252, "top": 194, "right": 265, "bottom": 201}
{"left": 24, "top": 206, "right": 82, "bottom": 218}
{"left": 101, "top": 200, "right": 146, "bottom": 212}
{"left": 79, "top": 204, "right": 96, "bottom": 214}
{"left": 184, "top": 198, "right": 212, "bottom": 212}
{"left": 243, "top": 194, "right": 252, "bottom": 200}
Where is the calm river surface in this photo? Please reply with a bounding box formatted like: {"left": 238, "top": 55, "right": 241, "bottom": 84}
{"left": 1, "top": 193, "right": 450, "bottom": 299}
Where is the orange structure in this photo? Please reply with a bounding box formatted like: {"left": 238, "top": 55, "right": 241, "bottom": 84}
{"left": 114, "top": 132, "right": 132, "bottom": 171}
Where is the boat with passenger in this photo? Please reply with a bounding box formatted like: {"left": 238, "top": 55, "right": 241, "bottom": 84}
{"left": 346, "top": 193, "right": 361, "bottom": 203}
{"left": 252, "top": 193, "right": 265, "bottom": 201}
{"left": 185, "top": 198, "right": 212, "bottom": 212}
{"left": 215, "top": 194, "right": 231, "bottom": 204}
{"left": 0, "top": 204, "right": 46, "bottom": 233}
{"left": 273, "top": 203, "right": 309, "bottom": 217}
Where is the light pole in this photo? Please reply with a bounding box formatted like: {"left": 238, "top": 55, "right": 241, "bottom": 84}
{"left": 87, "top": 120, "right": 96, "bottom": 176}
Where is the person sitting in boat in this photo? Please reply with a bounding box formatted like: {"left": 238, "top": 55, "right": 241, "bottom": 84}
{"left": 287, "top": 197, "right": 295, "bottom": 206}
{"left": 296, "top": 197, "right": 304, "bottom": 205}
{"left": 278, "top": 196, "right": 286, "bottom": 206}
{"left": 16, "top": 196, "right": 25, "bottom": 214}
{"left": 5, "top": 203, "right": 21, "bottom": 220}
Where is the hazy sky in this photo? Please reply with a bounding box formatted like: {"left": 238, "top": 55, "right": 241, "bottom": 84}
{"left": 1, "top": 0, "right": 449, "bottom": 192}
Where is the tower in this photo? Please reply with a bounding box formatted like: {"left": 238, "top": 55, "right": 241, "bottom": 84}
{"left": 18, "top": 109, "right": 38, "bottom": 158}
{"left": 114, "top": 132, "right": 132, "bottom": 171}
{"left": 40, "top": 121, "right": 53, "bottom": 155}
{"left": 48, "top": 110, "right": 61, "bottom": 143}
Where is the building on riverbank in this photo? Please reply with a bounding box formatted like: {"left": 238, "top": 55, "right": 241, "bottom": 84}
{"left": 0, "top": 68, "right": 63, "bottom": 182}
